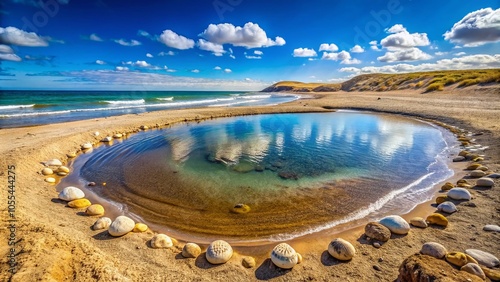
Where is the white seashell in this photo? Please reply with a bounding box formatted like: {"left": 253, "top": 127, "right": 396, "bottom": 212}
{"left": 108, "top": 216, "right": 135, "bottom": 237}
{"left": 150, "top": 234, "right": 173, "bottom": 248}
{"left": 92, "top": 217, "right": 112, "bottom": 230}
{"left": 58, "top": 186, "right": 85, "bottom": 201}
{"left": 270, "top": 243, "right": 298, "bottom": 269}
{"left": 206, "top": 240, "right": 233, "bottom": 265}
{"left": 437, "top": 201, "right": 458, "bottom": 214}
{"left": 447, "top": 188, "right": 471, "bottom": 201}
{"left": 328, "top": 238, "right": 356, "bottom": 261}
{"left": 379, "top": 215, "right": 410, "bottom": 235}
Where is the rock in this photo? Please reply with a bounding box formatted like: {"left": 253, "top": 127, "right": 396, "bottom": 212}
{"left": 182, "top": 243, "right": 201, "bottom": 258}
{"left": 92, "top": 217, "right": 112, "bottom": 230}
{"left": 232, "top": 204, "right": 251, "bottom": 214}
{"left": 297, "top": 253, "right": 303, "bottom": 264}
{"left": 86, "top": 204, "right": 105, "bottom": 216}
{"left": 477, "top": 166, "right": 489, "bottom": 171}
{"left": 457, "top": 183, "right": 472, "bottom": 188}
{"left": 437, "top": 201, "right": 458, "bottom": 214}
{"left": 140, "top": 125, "right": 148, "bottom": 130}
{"left": 242, "top": 256, "right": 256, "bottom": 268}
{"left": 446, "top": 252, "right": 470, "bottom": 267}
{"left": 58, "top": 186, "right": 85, "bottom": 201}
{"left": 57, "top": 172, "right": 68, "bottom": 176}
{"left": 458, "top": 150, "right": 470, "bottom": 157}
{"left": 373, "top": 242, "right": 381, "bottom": 248}
{"left": 278, "top": 171, "right": 299, "bottom": 180}
{"left": 473, "top": 157, "right": 484, "bottom": 162}
{"left": 206, "top": 240, "right": 233, "bottom": 265}
{"left": 150, "top": 234, "right": 173, "bottom": 248}
{"left": 88, "top": 182, "right": 96, "bottom": 186}
{"left": 271, "top": 243, "right": 299, "bottom": 268}
{"left": 101, "top": 136, "right": 112, "bottom": 142}
{"left": 481, "top": 266, "right": 500, "bottom": 281}
{"left": 81, "top": 143, "right": 93, "bottom": 149}
{"left": 465, "top": 249, "right": 500, "bottom": 268}
{"left": 42, "top": 168, "right": 53, "bottom": 175}
{"left": 483, "top": 224, "right": 500, "bottom": 232}
{"left": 57, "top": 166, "right": 70, "bottom": 173}
{"left": 379, "top": 215, "right": 410, "bottom": 235}
{"left": 410, "top": 217, "right": 428, "bottom": 228}
{"left": 45, "top": 159, "right": 62, "bottom": 166}
{"left": 466, "top": 163, "right": 482, "bottom": 170}
{"left": 45, "top": 177, "right": 56, "bottom": 183}
{"left": 435, "top": 195, "right": 447, "bottom": 204}
{"left": 457, "top": 179, "right": 469, "bottom": 185}
{"left": 108, "top": 216, "right": 135, "bottom": 237}
{"left": 66, "top": 152, "right": 76, "bottom": 158}
{"left": 113, "top": 133, "right": 123, "bottom": 138}
{"left": 327, "top": 238, "right": 356, "bottom": 261}
{"left": 420, "top": 242, "right": 447, "bottom": 259}
{"left": 470, "top": 170, "right": 486, "bottom": 178}
{"left": 398, "top": 254, "right": 483, "bottom": 282}
{"left": 453, "top": 156, "right": 465, "bottom": 162}
{"left": 487, "top": 173, "right": 500, "bottom": 178}
{"left": 255, "top": 165, "right": 265, "bottom": 172}
{"left": 476, "top": 177, "right": 494, "bottom": 187}
{"left": 461, "top": 263, "right": 486, "bottom": 280}
{"left": 133, "top": 223, "right": 148, "bottom": 232}
{"left": 364, "top": 222, "right": 391, "bottom": 242}
{"left": 447, "top": 188, "right": 471, "bottom": 201}
{"left": 441, "top": 182, "right": 455, "bottom": 190}
{"left": 68, "top": 198, "right": 91, "bottom": 208}
{"left": 426, "top": 213, "right": 449, "bottom": 227}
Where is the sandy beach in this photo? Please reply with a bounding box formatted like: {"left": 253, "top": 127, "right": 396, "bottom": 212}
{"left": 1, "top": 87, "right": 499, "bottom": 281}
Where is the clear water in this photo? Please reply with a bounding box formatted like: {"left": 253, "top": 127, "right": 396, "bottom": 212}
{"left": 0, "top": 90, "right": 298, "bottom": 128}
{"left": 63, "top": 111, "right": 456, "bottom": 242}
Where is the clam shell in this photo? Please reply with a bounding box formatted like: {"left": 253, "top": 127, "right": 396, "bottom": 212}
{"left": 271, "top": 243, "right": 298, "bottom": 269}
{"left": 328, "top": 238, "right": 356, "bottom": 261}
{"left": 206, "top": 240, "right": 233, "bottom": 264}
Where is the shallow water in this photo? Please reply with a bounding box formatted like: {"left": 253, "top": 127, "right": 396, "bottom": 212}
{"left": 63, "top": 111, "right": 456, "bottom": 242}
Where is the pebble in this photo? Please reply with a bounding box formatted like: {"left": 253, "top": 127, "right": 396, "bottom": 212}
{"left": 476, "top": 177, "right": 494, "bottom": 187}
{"left": 133, "top": 223, "right": 148, "bottom": 232}
{"left": 410, "top": 217, "right": 428, "bottom": 228}
{"left": 328, "top": 238, "right": 356, "bottom": 261}
{"left": 435, "top": 196, "right": 447, "bottom": 204}
{"left": 57, "top": 172, "right": 68, "bottom": 176}
{"left": 57, "top": 166, "right": 70, "bottom": 173}
{"left": 466, "top": 163, "right": 482, "bottom": 170}
{"left": 66, "top": 152, "right": 76, "bottom": 158}
{"left": 86, "top": 204, "right": 105, "bottom": 216}
{"left": 297, "top": 253, "right": 303, "bottom": 264}
{"left": 461, "top": 263, "right": 486, "bottom": 280}
{"left": 481, "top": 267, "right": 500, "bottom": 281}
{"left": 101, "top": 136, "right": 112, "bottom": 142}
{"left": 41, "top": 168, "right": 53, "bottom": 175}
{"left": 45, "top": 177, "right": 56, "bottom": 183}
{"left": 487, "top": 173, "right": 500, "bottom": 178}
{"left": 242, "top": 256, "right": 256, "bottom": 268}
{"left": 58, "top": 186, "right": 85, "bottom": 201}
{"left": 182, "top": 243, "right": 201, "bottom": 258}
{"left": 426, "top": 213, "right": 448, "bottom": 227}
{"left": 45, "top": 159, "right": 62, "bottom": 166}
{"left": 150, "top": 234, "right": 173, "bottom": 248}
{"left": 232, "top": 204, "right": 251, "bottom": 214}
{"left": 470, "top": 170, "right": 486, "bottom": 178}
{"left": 379, "top": 215, "right": 410, "bottom": 235}
{"left": 437, "top": 201, "right": 458, "bottom": 214}
{"left": 420, "top": 242, "right": 447, "bottom": 259}
{"left": 364, "top": 222, "right": 391, "bottom": 242}
{"left": 68, "top": 198, "right": 91, "bottom": 208}
{"left": 92, "top": 217, "right": 112, "bottom": 230}
{"left": 113, "top": 133, "right": 123, "bottom": 139}
{"left": 108, "top": 216, "right": 135, "bottom": 237}
{"left": 447, "top": 188, "right": 471, "bottom": 201}
{"left": 452, "top": 156, "right": 465, "bottom": 162}
{"left": 446, "top": 252, "right": 470, "bottom": 267}
{"left": 441, "top": 182, "right": 454, "bottom": 191}
{"left": 483, "top": 224, "right": 500, "bottom": 232}
{"left": 271, "top": 243, "right": 299, "bottom": 269}
{"left": 373, "top": 242, "right": 381, "bottom": 248}
{"left": 94, "top": 131, "right": 100, "bottom": 136}
{"left": 81, "top": 143, "right": 93, "bottom": 149}
{"left": 206, "top": 240, "right": 233, "bottom": 265}
{"left": 465, "top": 249, "right": 500, "bottom": 268}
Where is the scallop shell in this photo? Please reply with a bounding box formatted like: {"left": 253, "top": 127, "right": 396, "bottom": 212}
{"left": 206, "top": 240, "right": 233, "bottom": 264}
{"left": 270, "top": 243, "right": 298, "bottom": 269}
{"left": 328, "top": 238, "right": 356, "bottom": 261}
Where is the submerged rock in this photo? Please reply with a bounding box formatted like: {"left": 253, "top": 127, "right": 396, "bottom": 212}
{"left": 278, "top": 171, "right": 299, "bottom": 180}
{"left": 379, "top": 215, "right": 410, "bottom": 235}
{"left": 364, "top": 222, "right": 391, "bottom": 242}
{"left": 206, "top": 240, "right": 233, "bottom": 265}
{"left": 232, "top": 162, "right": 254, "bottom": 173}
{"left": 108, "top": 216, "right": 135, "bottom": 237}
{"left": 182, "top": 243, "right": 201, "bottom": 258}
{"left": 327, "top": 238, "right": 356, "bottom": 261}
{"left": 271, "top": 243, "right": 299, "bottom": 268}
{"left": 420, "top": 242, "right": 447, "bottom": 259}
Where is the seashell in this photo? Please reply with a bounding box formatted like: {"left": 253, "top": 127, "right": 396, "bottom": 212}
{"left": 271, "top": 243, "right": 299, "bottom": 269}
{"left": 379, "top": 215, "right": 410, "bottom": 235}
{"left": 92, "top": 217, "right": 112, "bottom": 230}
{"left": 182, "top": 243, "right": 201, "bottom": 258}
{"left": 447, "top": 188, "right": 471, "bottom": 201}
{"left": 206, "top": 240, "right": 233, "bottom": 265}
{"left": 58, "top": 186, "right": 85, "bottom": 201}
{"left": 108, "top": 216, "right": 135, "bottom": 237}
{"left": 327, "top": 238, "right": 356, "bottom": 261}
{"left": 420, "top": 242, "right": 447, "bottom": 259}
{"left": 150, "top": 234, "right": 173, "bottom": 248}
{"left": 437, "top": 201, "right": 457, "bottom": 214}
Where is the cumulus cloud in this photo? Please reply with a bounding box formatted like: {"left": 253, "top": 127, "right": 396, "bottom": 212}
{"left": 350, "top": 45, "right": 365, "bottom": 53}
{"left": 123, "top": 60, "right": 153, "bottom": 68}
{"left": 89, "top": 33, "right": 103, "bottom": 42}
{"left": 96, "top": 60, "right": 106, "bottom": 65}
{"left": 0, "top": 44, "right": 14, "bottom": 54}
{"left": 381, "top": 24, "right": 430, "bottom": 49}
{"left": 0, "top": 26, "right": 48, "bottom": 46}
{"left": 340, "top": 54, "right": 500, "bottom": 74}
{"left": 377, "top": 47, "right": 432, "bottom": 62}
{"left": 0, "top": 53, "right": 21, "bottom": 61}
{"left": 293, "top": 48, "right": 317, "bottom": 57}
{"left": 455, "top": 52, "right": 467, "bottom": 56}
{"left": 319, "top": 43, "right": 338, "bottom": 52}
{"left": 444, "top": 8, "right": 500, "bottom": 47}
{"left": 197, "top": 39, "right": 225, "bottom": 56}
{"left": 114, "top": 39, "right": 141, "bottom": 46}
{"left": 321, "top": 50, "right": 361, "bottom": 64}
{"left": 191, "top": 69, "right": 200, "bottom": 73}
{"left": 214, "top": 66, "right": 222, "bottom": 70}
{"left": 199, "top": 22, "right": 286, "bottom": 49}
{"left": 115, "top": 66, "right": 129, "bottom": 71}
{"left": 370, "top": 40, "right": 381, "bottom": 51}
{"left": 224, "top": 68, "right": 232, "bottom": 73}
{"left": 158, "top": 30, "right": 194, "bottom": 50}
{"left": 146, "top": 53, "right": 153, "bottom": 58}
{"left": 254, "top": 50, "right": 263, "bottom": 55}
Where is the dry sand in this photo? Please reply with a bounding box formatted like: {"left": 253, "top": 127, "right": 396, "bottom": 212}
{"left": 1, "top": 87, "right": 499, "bottom": 281}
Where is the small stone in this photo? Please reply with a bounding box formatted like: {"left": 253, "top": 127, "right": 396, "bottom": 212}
{"left": 420, "top": 242, "right": 447, "bottom": 259}
{"left": 232, "top": 203, "right": 251, "bottom": 214}
{"left": 57, "top": 166, "right": 70, "bottom": 173}
{"left": 42, "top": 168, "right": 53, "bottom": 175}
{"left": 476, "top": 177, "right": 494, "bottom": 187}
{"left": 45, "top": 177, "right": 56, "bottom": 183}
{"left": 487, "top": 173, "right": 500, "bottom": 178}
{"left": 483, "top": 224, "right": 500, "bottom": 232}
{"left": 133, "top": 223, "right": 148, "bottom": 232}
{"left": 296, "top": 253, "right": 303, "bottom": 264}
{"left": 58, "top": 186, "right": 85, "bottom": 201}
{"left": 446, "top": 252, "right": 469, "bottom": 267}
{"left": 150, "top": 234, "right": 173, "bottom": 248}
{"left": 94, "top": 131, "right": 100, "bottom": 136}
{"left": 441, "top": 182, "right": 455, "bottom": 191}
{"left": 447, "top": 188, "right": 471, "bottom": 201}
{"left": 140, "top": 125, "right": 148, "bottom": 130}
{"left": 242, "top": 256, "right": 256, "bottom": 268}
{"left": 88, "top": 182, "right": 96, "bottom": 186}
{"left": 410, "top": 217, "right": 428, "bottom": 228}
{"left": 453, "top": 156, "right": 465, "bottom": 162}
{"left": 477, "top": 166, "right": 488, "bottom": 171}
{"left": 206, "top": 240, "right": 233, "bottom": 265}
{"left": 113, "top": 133, "right": 123, "bottom": 139}
{"left": 373, "top": 242, "right": 381, "bottom": 248}
{"left": 481, "top": 266, "right": 500, "bottom": 281}
{"left": 85, "top": 204, "right": 104, "bottom": 215}
{"left": 271, "top": 243, "right": 299, "bottom": 268}
{"left": 81, "top": 143, "right": 93, "bottom": 149}
{"left": 182, "top": 243, "right": 201, "bottom": 258}
{"left": 461, "top": 263, "right": 486, "bottom": 280}
{"left": 57, "top": 172, "right": 68, "bottom": 176}
{"left": 68, "top": 198, "right": 91, "bottom": 209}
{"left": 373, "top": 265, "right": 381, "bottom": 271}
{"left": 470, "top": 170, "right": 486, "bottom": 178}
{"left": 365, "top": 222, "right": 391, "bottom": 242}
{"left": 92, "top": 217, "right": 112, "bottom": 230}
{"left": 66, "top": 152, "right": 76, "bottom": 158}
{"left": 328, "top": 238, "right": 356, "bottom": 261}
{"left": 101, "top": 136, "right": 112, "bottom": 142}
{"left": 437, "top": 201, "right": 458, "bottom": 214}
{"left": 465, "top": 249, "right": 500, "bottom": 268}
{"left": 435, "top": 195, "right": 447, "bottom": 204}
{"left": 45, "top": 159, "right": 62, "bottom": 166}
{"left": 426, "top": 213, "right": 448, "bottom": 227}
{"left": 379, "top": 215, "right": 410, "bottom": 235}
{"left": 457, "top": 179, "right": 469, "bottom": 185}
{"left": 466, "top": 163, "right": 482, "bottom": 170}
{"left": 108, "top": 216, "right": 135, "bottom": 237}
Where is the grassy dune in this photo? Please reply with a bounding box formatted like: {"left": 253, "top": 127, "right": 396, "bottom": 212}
{"left": 262, "top": 69, "right": 500, "bottom": 93}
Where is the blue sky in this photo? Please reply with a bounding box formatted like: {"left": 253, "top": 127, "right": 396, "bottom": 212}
{"left": 0, "top": 0, "right": 499, "bottom": 90}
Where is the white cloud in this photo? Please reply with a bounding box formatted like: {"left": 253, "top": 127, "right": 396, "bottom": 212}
{"left": 114, "top": 39, "right": 141, "bottom": 46}
{"left": 321, "top": 50, "right": 361, "bottom": 64}
{"left": 245, "top": 55, "right": 261, "bottom": 59}
{"left": 0, "top": 53, "right": 21, "bottom": 61}
{"left": 199, "top": 22, "right": 286, "bottom": 48}
{"left": 455, "top": 52, "right": 466, "bottom": 56}
{"left": 158, "top": 51, "right": 175, "bottom": 56}
{"left": 137, "top": 30, "right": 151, "bottom": 38}
{"left": 293, "top": 48, "right": 317, "bottom": 57}
{"left": 224, "top": 68, "right": 232, "bottom": 73}
{"left": 378, "top": 47, "right": 432, "bottom": 62}
{"left": 214, "top": 66, "right": 222, "bottom": 70}
{"left": 197, "top": 39, "right": 225, "bottom": 56}
{"left": 191, "top": 69, "right": 200, "bottom": 73}
{"left": 158, "top": 30, "right": 194, "bottom": 50}
{"left": 0, "top": 44, "right": 14, "bottom": 54}
{"left": 123, "top": 60, "right": 153, "bottom": 68}
{"left": 146, "top": 53, "right": 153, "bottom": 58}
{"left": 96, "top": 60, "right": 106, "bottom": 65}
{"left": 230, "top": 54, "right": 236, "bottom": 59}
{"left": 370, "top": 40, "right": 381, "bottom": 51}
{"left": 434, "top": 51, "right": 448, "bottom": 56}
{"left": 319, "top": 43, "right": 338, "bottom": 52}
{"left": 381, "top": 24, "right": 430, "bottom": 49}
{"left": 89, "top": 33, "right": 103, "bottom": 42}
{"left": 341, "top": 54, "right": 500, "bottom": 74}
{"left": 350, "top": 45, "right": 365, "bottom": 53}
{"left": 0, "top": 26, "right": 48, "bottom": 46}
{"left": 444, "top": 8, "right": 500, "bottom": 47}
{"left": 115, "top": 66, "right": 129, "bottom": 71}
{"left": 254, "top": 50, "right": 263, "bottom": 55}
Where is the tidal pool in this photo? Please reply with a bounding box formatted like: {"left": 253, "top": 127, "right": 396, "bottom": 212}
{"left": 65, "top": 111, "right": 456, "bottom": 242}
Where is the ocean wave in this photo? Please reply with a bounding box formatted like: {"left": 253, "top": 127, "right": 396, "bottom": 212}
{"left": 0, "top": 104, "right": 35, "bottom": 110}
{"left": 156, "top": 97, "right": 174, "bottom": 101}
{"left": 209, "top": 99, "right": 260, "bottom": 107}
{"left": 103, "top": 99, "right": 146, "bottom": 105}
{"left": 238, "top": 94, "right": 272, "bottom": 99}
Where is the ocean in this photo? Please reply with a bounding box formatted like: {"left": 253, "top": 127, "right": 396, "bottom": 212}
{"left": 0, "top": 90, "right": 299, "bottom": 128}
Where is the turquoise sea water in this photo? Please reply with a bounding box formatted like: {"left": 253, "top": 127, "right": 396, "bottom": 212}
{"left": 0, "top": 90, "right": 298, "bottom": 128}
{"left": 62, "top": 111, "right": 457, "bottom": 242}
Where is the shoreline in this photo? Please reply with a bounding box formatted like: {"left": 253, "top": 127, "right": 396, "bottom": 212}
{"left": 1, "top": 89, "right": 499, "bottom": 281}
